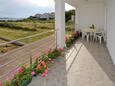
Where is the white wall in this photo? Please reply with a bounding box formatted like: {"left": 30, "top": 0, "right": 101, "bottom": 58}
{"left": 107, "top": 0, "right": 115, "bottom": 65}
{"left": 78, "top": 2, "right": 105, "bottom": 29}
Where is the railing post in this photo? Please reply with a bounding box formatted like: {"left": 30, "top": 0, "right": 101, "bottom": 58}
{"left": 55, "top": 0, "right": 65, "bottom": 48}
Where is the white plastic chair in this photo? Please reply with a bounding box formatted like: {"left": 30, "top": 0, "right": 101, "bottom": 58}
{"left": 82, "top": 30, "right": 90, "bottom": 42}
{"left": 101, "top": 29, "right": 107, "bottom": 42}
{"left": 95, "top": 32, "right": 103, "bottom": 44}
{"left": 89, "top": 32, "right": 94, "bottom": 41}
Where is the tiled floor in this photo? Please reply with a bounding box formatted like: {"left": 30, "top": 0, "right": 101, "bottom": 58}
{"left": 29, "top": 40, "right": 115, "bottom": 86}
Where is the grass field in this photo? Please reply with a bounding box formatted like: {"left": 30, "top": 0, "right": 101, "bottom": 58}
{"left": 0, "top": 27, "right": 53, "bottom": 40}
{"left": 0, "top": 20, "right": 73, "bottom": 53}
{"left": 0, "top": 21, "right": 55, "bottom": 39}
{"left": 0, "top": 21, "right": 55, "bottom": 53}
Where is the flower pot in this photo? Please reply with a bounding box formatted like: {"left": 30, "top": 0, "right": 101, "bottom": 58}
{"left": 21, "top": 80, "right": 31, "bottom": 86}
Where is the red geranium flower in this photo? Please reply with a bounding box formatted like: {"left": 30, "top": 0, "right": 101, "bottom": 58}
{"left": 41, "top": 67, "right": 49, "bottom": 77}
{"left": 41, "top": 61, "right": 46, "bottom": 66}
{"left": 0, "top": 81, "right": 3, "bottom": 86}
{"left": 17, "top": 66, "right": 24, "bottom": 73}
{"left": 36, "top": 65, "right": 42, "bottom": 70}
{"left": 58, "top": 48, "right": 64, "bottom": 52}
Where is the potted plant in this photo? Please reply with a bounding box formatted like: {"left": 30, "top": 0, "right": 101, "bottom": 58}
{"left": 20, "top": 74, "right": 32, "bottom": 86}
{"left": 90, "top": 24, "right": 95, "bottom": 29}
{"left": 11, "top": 66, "right": 32, "bottom": 86}
{"left": 48, "top": 49, "right": 61, "bottom": 60}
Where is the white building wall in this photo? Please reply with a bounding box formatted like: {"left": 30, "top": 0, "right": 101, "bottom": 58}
{"left": 106, "top": 0, "right": 115, "bottom": 65}
{"left": 78, "top": 2, "right": 105, "bottom": 29}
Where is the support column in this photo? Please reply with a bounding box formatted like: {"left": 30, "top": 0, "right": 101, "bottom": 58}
{"left": 55, "top": 0, "right": 65, "bottom": 48}
{"left": 75, "top": 8, "right": 79, "bottom": 32}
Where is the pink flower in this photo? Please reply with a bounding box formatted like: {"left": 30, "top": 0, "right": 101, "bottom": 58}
{"left": 0, "top": 81, "right": 3, "bottom": 86}
{"left": 41, "top": 61, "right": 46, "bottom": 66}
{"left": 51, "top": 59, "right": 55, "bottom": 63}
{"left": 36, "top": 65, "right": 42, "bottom": 70}
{"left": 45, "top": 69, "right": 48, "bottom": 74}
{"left": 31, "top": 71, "right": 36, "bottom": 76}
{"left": 42, "top": 72, "right": 47, "bottom": 77}
{"left": 42, "top": 67, "right": 49, "bottom": 77}
{"left": 48, "top": 58, "right": 52, "bottom": 61}
{"left": 17, "top": 67, "right": 24, "bottom": 73}
{"left": 58, "top": 48, "right": 64, "bottom": 51}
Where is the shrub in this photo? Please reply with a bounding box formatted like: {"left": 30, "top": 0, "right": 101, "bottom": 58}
{"left": 48, "top": 49, "right": 61, "bottom": 59}
{"left": 40, "top": 55, "right": 49, "bottom": 62}
{"left": 65, "top": 31, "right": 80, "bottom": 48}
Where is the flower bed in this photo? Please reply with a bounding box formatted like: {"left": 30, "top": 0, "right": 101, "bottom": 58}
{"left": 0, "top": 31, "right": 79, "bottom": 86}
{"left": 65, "top": 31, "right": 80, "bottom": 48}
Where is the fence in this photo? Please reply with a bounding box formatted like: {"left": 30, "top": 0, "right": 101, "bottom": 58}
{"left": 0, "top": 30, "right": 56, "bottom": 81}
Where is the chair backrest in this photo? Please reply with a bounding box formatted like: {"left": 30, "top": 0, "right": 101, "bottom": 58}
{"left": 96, "top": 32, "right": 102, "bottom": 36}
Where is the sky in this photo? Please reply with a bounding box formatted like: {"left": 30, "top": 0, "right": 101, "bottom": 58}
{"left": 0, "top": 0, "right": 75, "bottom": 18}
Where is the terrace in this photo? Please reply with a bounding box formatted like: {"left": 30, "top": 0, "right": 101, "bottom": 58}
{"left": 29, "top": 39, "right": 115, "bottom": 86}
{"left": 1, "top": 34, "right": 115, "bottom": 86}
{"left": 0, "top": 0, "right": 115, "bottom": 86}
{"left": 29, "top": 0, "right": 115, "bottom": 85}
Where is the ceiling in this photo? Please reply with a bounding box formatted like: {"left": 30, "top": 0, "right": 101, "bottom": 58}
{"left": 65, "top": 0, "right": 106, "bottom": 7}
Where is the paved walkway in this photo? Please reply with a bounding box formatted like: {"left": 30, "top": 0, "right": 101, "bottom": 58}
{"left": 29, "top": 40, "right": 115, "bottom": 86}
{"left": 0, "top": 36, "right": 55, "bottom": 80}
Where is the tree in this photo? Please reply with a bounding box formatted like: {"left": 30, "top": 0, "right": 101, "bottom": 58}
{"left": 65, "top": 10, "right": 75, "bottom": 22}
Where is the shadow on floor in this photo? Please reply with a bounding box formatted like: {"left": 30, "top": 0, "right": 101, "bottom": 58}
{"left": 66, "top": 44, "right": 82, "bottom": 73}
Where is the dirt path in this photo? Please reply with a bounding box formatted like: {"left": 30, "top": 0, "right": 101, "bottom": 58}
{"left": 0, "top": 35, "right": 55, "bottom": 80}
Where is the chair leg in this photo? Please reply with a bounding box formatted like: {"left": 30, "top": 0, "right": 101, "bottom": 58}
{"left": 93, "top": 36, "right": 95, "bottom": 41}
{"left": 91, "top": 36, "right": 93, "bottom": 40}
{"left": 87, "top": 35, "right": 89, "bottom": 42}
{"left": 94, "top": 36, "right": 97, "bottom": 41}
{"left": 99, "top": 36, "right": 102, "bottom": 44}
